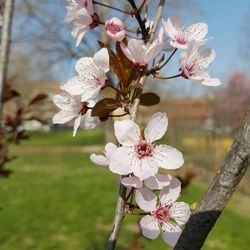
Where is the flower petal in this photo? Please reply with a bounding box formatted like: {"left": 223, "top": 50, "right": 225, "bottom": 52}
{"left": 104, "top": 143, "right": 118, "bottom": 160}
{"left": 144, "top": 173, "right": 171, "bottom": 190}
{"left": 73, "top": 115, "right": 82, "bottom": 136}
{"left": 135, "top": 187, "right": 157, "bottom": 212}
{"left": 109, "top": 146, "right": 134, "bottom": 175}
{"left": 114, "top": 119, "right": 140, "bottom": 146}
{"left": 121, "top": 176, "right": 143, "bottom": 188}
{"left": 93, "top": 48, "right": 110, "bottom": 73}
{"left": 53, "top": 111, "right": 75, "bottom": 124}
{"left": 162, "top": 221, "right": 182, "bottom": 247}
{"left": 145, "top": 112, "right": 168, "bottom": 142}
{"left": 140, "top": 215, "right": 161, "bottom": 240}
{"left": 90, "top": 154, "right": 108, "bottom": 167}
{"left": 170, "top": 202, "right": 191, "bottom": 225}
{"left": 155, "top": 145, "right": 184, "bottom": 170}
{"left": 159, "top": 178, "right": 181, "bottom": 206}
{"left": 187, "top": 23, "right": 208, "bottom": 42}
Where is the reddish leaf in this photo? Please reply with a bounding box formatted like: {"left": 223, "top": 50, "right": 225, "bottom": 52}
{"left": 140, "top": 92, "right": 160, "bottom": 106}
{"left": 91, "top": 98, "right": 120, "bottom": 117}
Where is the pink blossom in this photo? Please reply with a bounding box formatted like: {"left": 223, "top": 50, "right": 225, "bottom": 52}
{"left": 65, "top": 0, "right": 99, "bottom": 47}
{"left": 105, "top": 17, "right": 126, "bottom": 41}
{"left": 62, "top": 48, "right": 109, "bottom": 100}
{"left": 135, "top": 178, "right": 190, "bottom": 247}
{"left": 109, "top": 112, "right": 184, "bottom": 180}
{"left": 90, "top": 143, "right": 118, "bottom": 167}
{"left": 162, "top": 15, "right": 208, "bottom": 49}
{"left": 53, "top": 91, "right": 99, "bottom": 136}
{"left": 120, "top": 38, "right": 164, "bottom": 68}
{"left": 180, "top": 42, "right": 221, "bottom": 86}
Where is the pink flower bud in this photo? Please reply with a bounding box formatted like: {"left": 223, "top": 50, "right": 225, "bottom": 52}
{"left": 105, "top": 17, "right": 126, "bottom": 41}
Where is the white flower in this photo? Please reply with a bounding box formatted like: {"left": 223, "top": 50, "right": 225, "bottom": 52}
{"left": 90, "top": 143, "right": 117, "bottom": 167}
{"left": 120, "top": 38, "right": 164, "bottom": 68}
{"left": 109, "top": 112, "right": 184, "bottom": 180}
{"left": 52, "top": 91, "right": 99, "bottom": 136}
{"left": 180, "top": 42, "right": 221, "bottom": 86}
{"left": 162, "top": 15, "right": 208, "bottom": 49}
{"left": 62, "top": 48, "right": 109, "bottom": 100}
{"left": 135, "top": 178, "right": 190, "bottom": 247}
{"left": 65, "top": 0, "right": 98, "bottom": 47}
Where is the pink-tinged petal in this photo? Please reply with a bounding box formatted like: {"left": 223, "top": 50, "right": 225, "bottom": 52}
{"left": 163, "top": 15, "right": 183, "bottom": 40}
{"left": 93, "top": 48, "right": 110, "bottom": 73}
{"left": 53, "top": 111, "right": 75, "bottom": 124}
{"left": 146, "top": 40, "right": 164, "bottom": 62}
{"left": 133, "top": 156, "right": 158, "bottom": 181}
{"left": 75, "top": 57, "right": 97, "bottom": 76}
{"left": 144, "top": 173, "right": 171, "bottom": 190}
{"left": 120, "top": 42, "right": 135, "bottom": 63}
{"left": 170, "top": 40, "right": 188, "bottom": 49}
{"left": 121, "top": 176, "right": 143, "bottom": 188}
{"left": 159, "top": 178, "right": 181, "bottom": 206}
{"left": 105, "top": 17, "right": 126, "bottom": 42}
{"left": 145, "top": 112, "right": 168, "bottom": 143}
{"left": 140, "top": 215, "right": 161, "bottom": 240}
{"left": 73, "top": 115, "right": 82, "bottom": 136}
{"left": 126, "top": 39, "right": 146, "bottom": 64}
{"left": 135, "top": 187, "right": 157, "bottom": 212}
{"left": 114, "top": 119, "right": 140, "bottom": 146}
{"left": 109, "top": 146, "right": 134, "bottom": 175}
{"left": 170, "top": 202, "right": 191, "bottom": 225}
{"left": 74, "top": 27, "right": 89, "bottom": 47}
{"left": 53, "top": 94, "right": 72, "bottom": 110}
{"left": 197, "top": 48, "right": 216, "bottom": 68}
{"left": 81, "top": 110, "right": 100, "bottom": 129}
{"left": 162, "top": 221, "right": 182, "bottom": 247}
{"left": 90, "top": 154, "right": 108, "bottom": 167}
{"left": 187, "top": 23, "right": 208, "bottom": 42}
{"left": 155, "top": 145, "right": 184, "bottom": 170}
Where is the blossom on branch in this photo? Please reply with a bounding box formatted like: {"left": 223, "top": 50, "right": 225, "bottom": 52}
{"left": 105, "top": 17, "right": 126, "bottom": 41}
{"left": 135, "top": 178, "right": 190, "bottom": 247}
{"left": 180, "top": 42, "right": 221, "bottom": 86}
{"left": 62, "top": 48, "right": 110, "bottom": 100}
{"left": 65, "top": 0, "right": 99, "bottom": 47}
{"left": 109, "top": 112, "right": 184, "bottom": 180}
{"left": 121, "top": 38, "right": 164, "bottom": 69}
{"left": 52, "top": 91, "right": 99, "bottom": 136}
{"left": 162, "top": 15, "right": 208, "bottom": 49}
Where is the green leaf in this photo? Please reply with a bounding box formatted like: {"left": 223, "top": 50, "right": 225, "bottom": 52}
{"left": 140, "top": 92, "right": 160, "bottom": 106}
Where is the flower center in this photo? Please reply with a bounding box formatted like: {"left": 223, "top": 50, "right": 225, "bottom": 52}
{"left": 134, "top": 140, "right": 153, "bottom": 159}
{"left": 106, "top": 23, "right": 121, "bottom": 34}
{"left": 152, "top": 206, "right": 171, "bottom": 223}
{"left": 176, "top": 36, "right": 187, "bottom": 45}
{"left": 79, "top": 101, "right": 89, "bottom": 115}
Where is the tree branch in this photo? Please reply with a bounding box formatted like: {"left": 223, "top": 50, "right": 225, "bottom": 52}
{"left": 175, "top": 106, "right": 250, "bottom": 250}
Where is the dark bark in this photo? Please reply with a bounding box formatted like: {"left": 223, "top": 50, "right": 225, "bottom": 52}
{"left": 175, "top": 107, "right": 250, "bottom": 250}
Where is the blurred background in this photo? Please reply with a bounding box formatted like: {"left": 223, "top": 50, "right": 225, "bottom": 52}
{"left": 1, "top": 0, "right": 250, "bottom": 249}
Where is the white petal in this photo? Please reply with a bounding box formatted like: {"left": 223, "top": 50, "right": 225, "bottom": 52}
{"left": 75, "top": 57, "right": 97, "bottom": 76}
{"left": 114, "top": 120, "right": 140, "bottom": 146}
{"left": 81, "top": 110, "right": 100, "bottom": 129}
{"left": 187, "top": 23, "right": 208, "bottom": 42}
{"left": 159, "top": 178, "right": 181, "bottom": 206}
{"left": 109, "top": 147, "right": 134, "bottom": 175}
{"left": 140, "top": 215, "right": 161, "bottom": 240}
{"left": 62, "top": 76, "right": 85, "bottom": 96}
{"left": 146, "top": 40, "right": 164, "bottom": 62}
{"left": 155, "top": 145, "right": 184, "bottom": 170}
{"left": 144, "top": 173, "right": 171, "bottom": 190}
{"left": 145, "top": 112, "right": 168, "bottom": 143}
{"left": 197, "top": 48, "right": 216, "bottom": 68}
{"left": 93, "top": 48, "right": 110, "bottom": 73}
{"left": 73, "top": 115, "right": 82, "bottom": 136}
{"left": 104, "top": 143, "right": 118, "bottom": 160}
{"left": 163, "top": 15, "right": 183, "bottom": 40}
{"left": 162, "top": 221, "right": 182, "bottom": 247}
{"left": 120, "top": 42, "right": 135, "bottom": 63}
{"left": 201, "top": 77, "right": 221, "bottom": 86}
{"left": 121, "top": 176, "right": 143, "bottom": 188}
{"left": 126, "top": 39, "right": 146, "bottom": 64}
{"left": 90, "top": 154, "right": 108, "bottom": 167}
{"left": 170, "top": 202, "right": 191, "bottom": 225}
{"left": 135, "top": 187, "right": 157, "bottom": 212}
{"left": 53, "top": 94, "right": 71, "bottom": 110}
{"left": 53, "top": 111, "right": 75, "bottom": 124}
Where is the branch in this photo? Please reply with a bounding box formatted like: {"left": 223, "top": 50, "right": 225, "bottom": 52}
{"left": 175, "top": 106, "right": 250, "bottom": 250}
{"left": 106, "top": 1, "right": 166, "bottom": 249}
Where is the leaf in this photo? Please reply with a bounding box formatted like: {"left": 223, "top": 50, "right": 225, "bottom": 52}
{"left": 91, "top": 98, "right": 120, "bottom": 117}
{"left": 140, "top": 92, "right": 160, "bottom": 106}
{"left": 29, "top": 94, "right": 47, "bottom": 105}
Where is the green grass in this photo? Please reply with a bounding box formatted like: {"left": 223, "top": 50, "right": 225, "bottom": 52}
{"left": 1, "top": 131, "right": 250, "bottom": 250}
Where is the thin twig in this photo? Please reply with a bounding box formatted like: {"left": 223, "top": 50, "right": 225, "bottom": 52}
{"left": 93, "top": 1, "right": 132, "bottom": 15}
{"left": 157, "top": 48, "right": 177, "bottom": 70}
{"left": 154, "top": 72, "right": 182, "bottom": 80}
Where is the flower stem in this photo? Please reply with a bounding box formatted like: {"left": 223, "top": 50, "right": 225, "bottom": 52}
{"left": 157, "top": 48, "right": 178, "bottom": 70}
{"left": 154, "top": 72, "right": 183, "bottom": 80}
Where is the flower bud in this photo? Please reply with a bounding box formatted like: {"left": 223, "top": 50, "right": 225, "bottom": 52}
{"left": 105, "top": 17, "right": 126, "bottom": 41}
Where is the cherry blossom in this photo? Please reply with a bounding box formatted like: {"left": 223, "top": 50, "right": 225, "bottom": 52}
{"left": 65, "top": 0, "right": 99, "bottom": 47}
{"left": 162, "top": 15, "right": 208, "bottom": 49}
{"left": 135, "top": 178, "right": 190, "bottom": 247}
{"left": 52, "top": 91, "right": 99, "bottom": 136}
{"left": 120, "top": 38, "right": 164, "bottom": 69}
{"left": 105, "top": 17, "right": 126, "bottom": 41}
{"left": 180, "top": 42, "right": 221, "bottom": 86}
{"left": 90, "top": 143, "right": 117, "bottom": 167}
{"left": 109, "top": 112, "right": 184, "bottom": 180}
{"left": 62, "top": 48, "right": 109, "bottom": 100}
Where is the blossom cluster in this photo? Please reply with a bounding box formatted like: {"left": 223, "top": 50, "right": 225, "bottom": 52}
{"left": 52, "top": 0, "right": 222, "bottom": 247}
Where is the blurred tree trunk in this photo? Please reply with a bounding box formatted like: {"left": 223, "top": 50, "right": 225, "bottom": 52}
{"left": 0, "top": 0, "right": 14, "bottom": 122}
{"left": 175, "top": 106, "right": 250, "bottom": 250}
